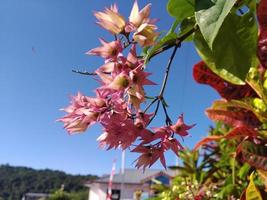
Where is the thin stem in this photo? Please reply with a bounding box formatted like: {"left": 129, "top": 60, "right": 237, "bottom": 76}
{"left": 159, "top": 45, "right": 179, "bottom": 98}
{"left": 147, "top": 100, "right": 161, "bottom": 126}
{"left": 148, "top": 26, "right": 197, "bottom": 61}
{"left": 232, "top": 156, "right": 236, "bottom": 185}
{"left": 145, "top": 41, "right": 180, "bottom": 125}
{"left": 161, "top": 99, "right": 172, "bottom": 126}
{"left": 142, "top": 26, "right": 195, "bottom": 126}
{"left": 143, "top": 97, "right": 158, "bottom": 113}
{"left": 72, "top": 70, "right": 97, "bottom": 76}
{"left": 72, "top": 70, "right": 110, "bottom": 76}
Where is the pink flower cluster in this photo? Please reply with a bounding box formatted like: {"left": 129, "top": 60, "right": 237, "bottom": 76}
{"left": 58, "top": 1, "right": 194, "bottom": 170}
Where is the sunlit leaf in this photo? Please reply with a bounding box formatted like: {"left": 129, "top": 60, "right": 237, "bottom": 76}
{"left": 211, "top": 99, "right": 267, "bottom": 123}
{"left": 167, "top": 0, "right": 194, "bottom": 22}
{"left": 247, "top": 67, "right": 267, "bottom": 105}
{"left": 194, "top": 10, "right": 258, "bottom": 84}
{"left": 257, "top": 170, "right": 267, "bottom": 192}
{"left": 246, "top": 172, "right": 263, "bottom": 200}
{"left": 195, "top": 0, "right": 237, "bottom": 49}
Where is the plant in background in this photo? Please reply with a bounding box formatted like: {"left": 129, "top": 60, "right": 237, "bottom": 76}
{"left": 149, "top": 123, "right": 267, "bottom": 200}
{"left": 59, "top": 0, "right": 267, "bottom": 198}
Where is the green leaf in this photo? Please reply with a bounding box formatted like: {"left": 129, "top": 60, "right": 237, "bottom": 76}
{"left": 144, "top": 19, "right": 179, "bottom": 63}
{"left": 195, "top": 0, "right": 237, "bottom": 49}
{"left": 194, "top": 11, "right": 258, "bottom": 84}
{"left": 167, "top": 0, "right": 194, "bottom": 22}
{"left": 177, "top": 16, "right": 196, "bottom": 42}
{"left": 247, "top": 67, "right": 267, "bottom": 105}
{"left": 211, "top": 99, "right": 267, "bottom": 123}
{"left": 246, "top": 172, "right": 263, "bottom": 200}
{"left": 144, "top": 32, "right": 177, "bottom": 63}
{"left": 257, "top": 170, "right": 267, "bottom": 191}
{"left": 238, "top": 163, "right": 251, "bottom": 179}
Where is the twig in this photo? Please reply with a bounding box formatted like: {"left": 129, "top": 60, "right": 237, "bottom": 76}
{"left": 148, "top": 26, "right": 197, "bottom": 61}
{"left": 147, "top": 100, "right": 161, "bottom": 126}
{"left": 161, "top": 99, "right": 172, "bottom": 126}
{"left": 72, "top": 70, "right": 97, "bottom": 75}
{"left": 145, "top": 43, "right": 180, "bottom": 126}
{"left": 159, "top": 45, "right": 179, "bottom": 98}
{"left": 143, "top": 97, "right": 158, "bottom": 113}
{"left": 72, "top": 70, "right": 111, "bottom": 76}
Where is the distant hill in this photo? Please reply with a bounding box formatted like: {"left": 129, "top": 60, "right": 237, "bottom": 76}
{"left": 0, "top": 164, "right": 98, "bottom": 200}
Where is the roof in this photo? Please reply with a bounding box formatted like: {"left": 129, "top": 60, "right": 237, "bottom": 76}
{"left": 86, "top": 168, "right": 178, "bottom": 185}
{"left": 24, "top": 193, "right": 50, "bottom": 197}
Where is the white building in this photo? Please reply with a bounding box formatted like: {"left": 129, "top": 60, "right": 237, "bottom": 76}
{"left": 85, "top": 168, "right": 177, "bottom": 200}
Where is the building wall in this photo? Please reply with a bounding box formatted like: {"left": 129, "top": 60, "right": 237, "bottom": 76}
{"left": 89, "top": 183, "right": 107, "bottom": 200}
{"left": 89, "top": 182, "right": 150, "bottom": 200}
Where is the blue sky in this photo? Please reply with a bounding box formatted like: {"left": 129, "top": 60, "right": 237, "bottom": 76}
{"left": 0, "top": 0, "right": 219, "bottom": 176}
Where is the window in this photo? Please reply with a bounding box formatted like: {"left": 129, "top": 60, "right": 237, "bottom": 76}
{"left": 106, "top": 189, "right": 120, "bottom": 200}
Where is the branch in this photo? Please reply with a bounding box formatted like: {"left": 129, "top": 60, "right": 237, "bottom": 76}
{"left": 159, "top": 45, "right": 179, "bottom": 97}
{"left": 143, "top": 97, "right": 158, "bottom": 113}
{"left": 72, "top": 70, "right": 97, "bottom": 76}
{"left": 147, "top": 100, "right": 161, "bottom": 126}
{"left": 72, "top": 69, "right": 110, "bottom": 76}
{"left": 145, "top": 45, "right": 179, "bottom": 126}
{"left": 148, "top": 26, "right": 197, "bottom": 61}
{"left": 161, "top": 98, "right": 172, "bottom": 126}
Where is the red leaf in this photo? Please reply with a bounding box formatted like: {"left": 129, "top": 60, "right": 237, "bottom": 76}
{"left": 193, "top": 136, "right": 222, "bottom": 151}
{"left": 206, "top": 108, "right": 261, "bottom": 128}
{"left": 257, "top": 0, "right": 267, "bottom": 68}
{"left": 225, "top": 126, "right": 258, "bottom": 139}
{"left": 193, "top": 61, "right": 257, "bottom": 100}
{"left": 237, "top": 141, "right": 267, "bottom": 171}
{"left": 194, "top": 126, "right": 258, "bottom": 150}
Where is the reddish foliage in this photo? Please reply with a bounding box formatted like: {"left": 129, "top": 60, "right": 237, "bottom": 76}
{"left": 237, "top": 141, "right": 267, "bottom": 171}
{"left": 194, "top": 136, "right": 222, "bottom": 151}
{"left": 257, "top": 0, "right": 267, "bottom": 68}
{"left": 206, "top": 108, "right": 261, "bottom": 128}
{"left": 193, "top": 61, "right": 257, "bottom": 100}
{"left": 225, "top": 126, "right": 258, "bottom": 138}
{"left": 194, "top": 126, "right": 258, "bottom": 150}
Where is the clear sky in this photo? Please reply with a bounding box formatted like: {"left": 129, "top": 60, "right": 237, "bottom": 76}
{"left": 0, "top": 0, "right": 219, "bottom": 176}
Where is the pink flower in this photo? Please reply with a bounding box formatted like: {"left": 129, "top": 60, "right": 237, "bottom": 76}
{"left": 98, "top": 114, "right": 139, "bottom": 150}
{"left": 127, "top": 67, "right": 155, "bottom": 108}
{"left": 58, "top": 92, "right": 99, "bottom": 134}
{"left": 170, "top": 114, "right": 196, "bottom": 136}
{"left": 129, "top": 1, "right": 152, "bottom": 28}
{"left": 86, "top": 39, "right": 122, "bottom": 60}
{"left": 134, "top": 112, "right": 152, "bottom": 129}
{"left": 107, "top": 72, "right": 131, "bottom": 91}
{"left": 133, "top": 23, "right": 159, "bottom": 47}
{"left": 132, "top": 145, "right": 165, "bottom": 170}
{"left": 161, "top": 137, "right": 184, "bottom": 156}
{"left": 94, "top": 4, "right": 126, "bottom": 34}
{"left": 125, "top": 45, "right": 142, "bottom": 69}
